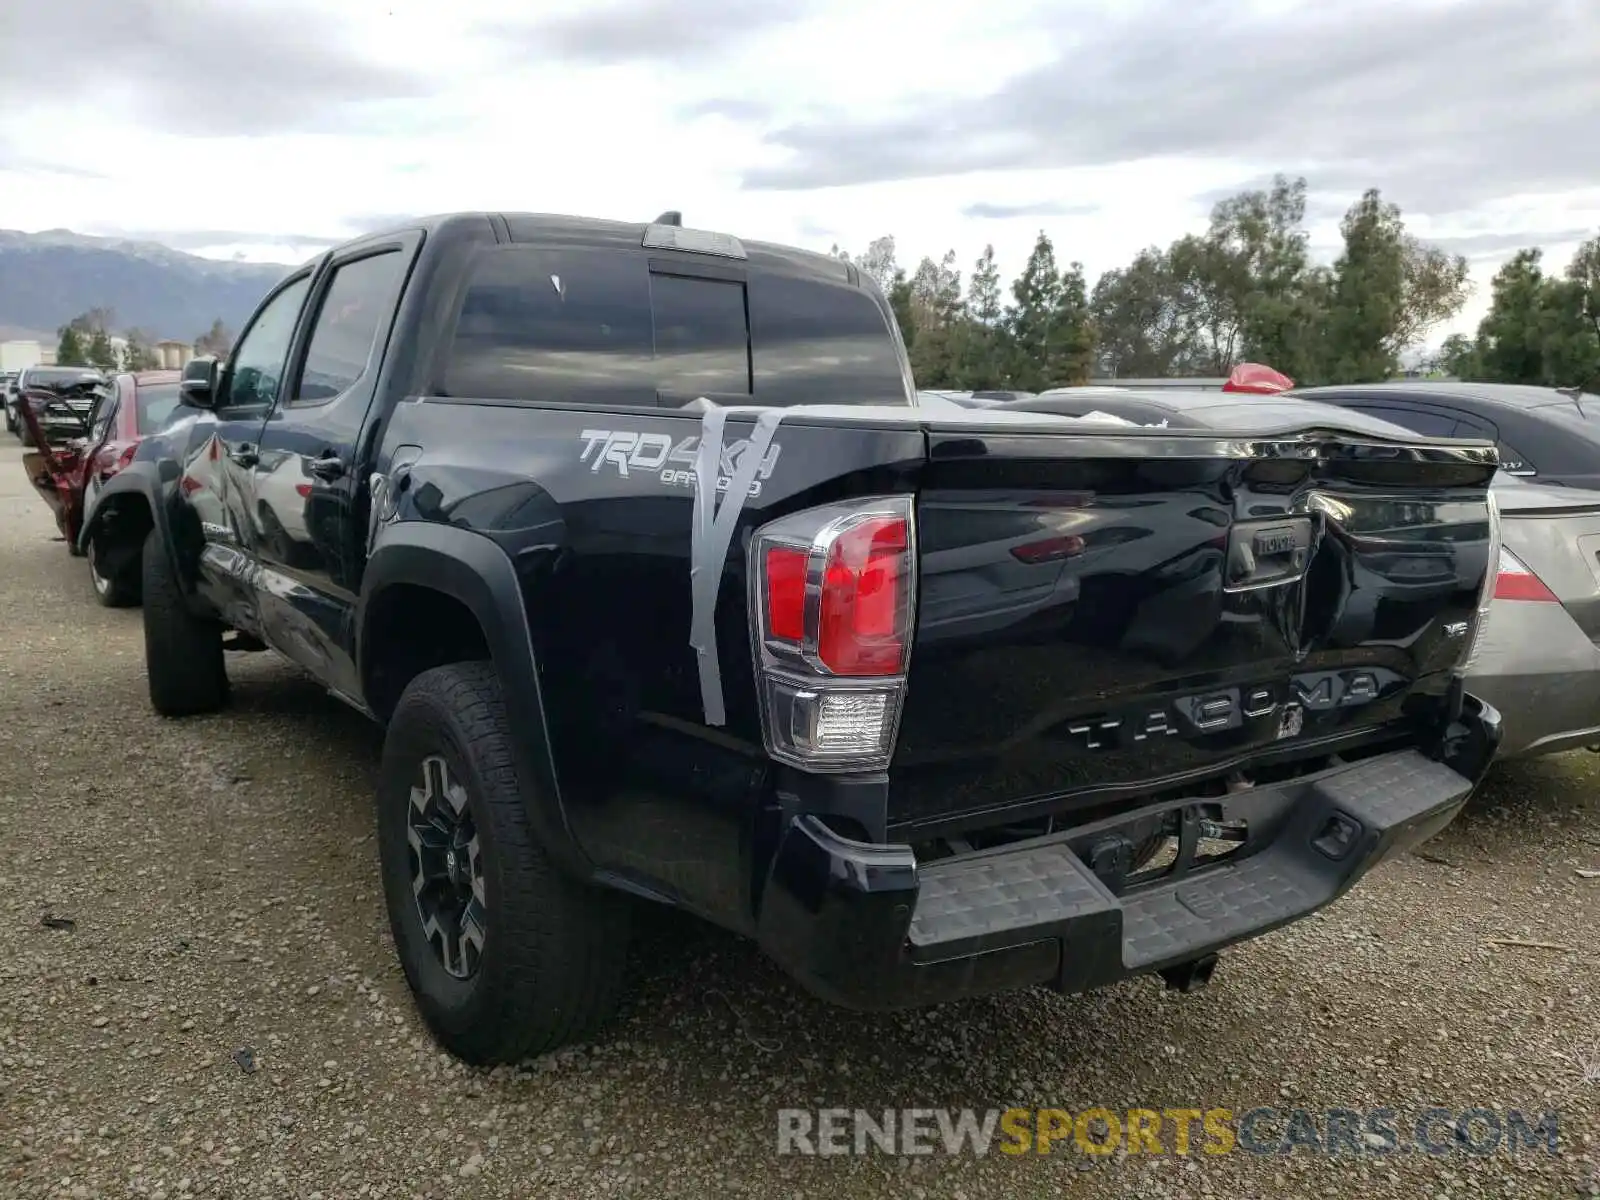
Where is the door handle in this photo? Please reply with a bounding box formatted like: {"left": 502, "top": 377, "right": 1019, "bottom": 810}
{"left": 227, "top": 443, "right": 259, "bottom": 467}
{"left": 308, "top": 453, "right": 346, "bottom": 481}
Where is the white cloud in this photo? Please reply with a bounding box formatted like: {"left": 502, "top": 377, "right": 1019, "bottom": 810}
{"left": 2, "top": 0, "right": 1596, "bottom": 347}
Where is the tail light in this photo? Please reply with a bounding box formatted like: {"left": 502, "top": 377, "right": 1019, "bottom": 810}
{"left": 749, "top": 495, "right": 916, "bottom": 772}
{"left": 1491, "top": 547, "right": 1558, "bottom": 603}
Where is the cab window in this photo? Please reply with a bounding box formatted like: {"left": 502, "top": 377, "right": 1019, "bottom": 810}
{"left": 218, "top": 276, "right": 313, "bottom": 416}
{"left": 291, "top": 251, "right": 406, "bottom": 405}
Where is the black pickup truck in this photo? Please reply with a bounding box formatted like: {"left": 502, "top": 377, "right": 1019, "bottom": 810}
{"left": 86, "top": 211, "right": 1503, "bottom": 1064}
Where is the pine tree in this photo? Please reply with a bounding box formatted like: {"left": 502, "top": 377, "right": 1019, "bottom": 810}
{"left": 87, "top": 327, "right": 118, "bottom": 372}
{"left": 195, "top": 318, "right": 234, "bottom": 357}
{"left": 56, "top": 326, "right": 88, "bottom": 367}
{"left": 958, "top": 245, "right": 1008, "bottom": 387}
{"left": 1006, "top": 232, "right": 1064, "bottom": 391}
{"left": 1050, "top": 262, "right": 1097, "bottom": 386}
{"left": 906, "top": 250, "right": 964, "bottom": 387}
{"left": 121, "top": 329, "right": 155, "bottom": 371}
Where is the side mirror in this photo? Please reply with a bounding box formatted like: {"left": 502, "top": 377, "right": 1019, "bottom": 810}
{"left": 179, "top": 356, "right": 219, "bottom": 409}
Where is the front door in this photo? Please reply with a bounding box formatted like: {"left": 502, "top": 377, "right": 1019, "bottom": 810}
{"left": 186, "top": 272, "right": 314, "bottom": 631}
{"left": 248, "top": 239, "right": 415, "bottom": 697}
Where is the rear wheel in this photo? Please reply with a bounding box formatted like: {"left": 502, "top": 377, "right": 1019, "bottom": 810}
{"left": 377, "top": 661, "right": 631, "bottom": 1064}
{"left": 141, "top": 528, "right": 226, "bottom": 714}
{"left": 88, "top": 536, "right": 140, "bottom": 608}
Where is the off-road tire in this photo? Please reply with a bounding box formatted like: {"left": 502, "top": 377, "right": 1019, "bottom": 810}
{"left": 88, "top": 536, "right": 140, "bottom": 607}
{"left": 141, "top": 528, "right": 227, "bottom": 714}
{"left": 378, "top": 661, "right": 631, "bottom": 1064}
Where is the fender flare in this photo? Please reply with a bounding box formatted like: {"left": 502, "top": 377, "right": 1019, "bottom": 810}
{"left": 358, "top": 521, "right": 591, "bottom": 877}
{"left": 78, "top": 461, "right": 188, "bottom": 588}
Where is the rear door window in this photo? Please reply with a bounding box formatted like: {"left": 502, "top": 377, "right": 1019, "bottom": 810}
{"left": 441, "top": 247, "right": 655, "bottom": 406}
{"left": 291, "top": 250, "right": 408, "bottom": 405}
{"left": 439, "top": 245, "right": 907, "bottom": 408}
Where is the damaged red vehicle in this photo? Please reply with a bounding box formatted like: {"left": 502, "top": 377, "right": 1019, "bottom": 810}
{"left": 19, "top": 369, "right": 182, "bottom": 606}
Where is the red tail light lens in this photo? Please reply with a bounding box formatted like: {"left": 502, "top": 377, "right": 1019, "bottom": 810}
{"left": 764, "top": 546, "right": 809, "bottom": 642}
{"left": 1492, "top": 547, "right": 1557, "bottom": 602}
{"left": 818, "top": 515, "right": 907, "bottom": 676}
{"left": 750, "top": 496, "right": 917, "bottom": 772}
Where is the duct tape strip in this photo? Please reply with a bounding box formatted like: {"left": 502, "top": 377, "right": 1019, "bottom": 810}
{"left": 689, "top": 405, "right": 787, "bottom": 726}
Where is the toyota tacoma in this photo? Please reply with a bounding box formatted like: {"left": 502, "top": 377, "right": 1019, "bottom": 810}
{"left": 86, "top": 211, "right": 1503, "bottom": 1063}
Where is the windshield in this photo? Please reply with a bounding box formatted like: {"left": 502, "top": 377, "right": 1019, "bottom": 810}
{"left": 27, "top": 367, "right": 103, "bottom": 389}
{"left": 135, "top": 383, "right": 182, "bottom": 434}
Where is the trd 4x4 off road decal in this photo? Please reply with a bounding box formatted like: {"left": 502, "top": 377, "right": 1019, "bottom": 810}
{"left": 578, "top": 429, "right": 783, "bottom": 498}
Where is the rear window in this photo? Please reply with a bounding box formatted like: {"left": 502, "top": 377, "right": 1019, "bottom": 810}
{"left": 439, "top": 245, "right": 908, "bottom": 408}
{"left": 135, "top": 383, "right": 181, "bottom": 434}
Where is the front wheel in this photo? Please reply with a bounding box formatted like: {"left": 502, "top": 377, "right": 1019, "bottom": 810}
{"left": 141, "top": 528, "right": 226, "bottom": 714}
{"left": 88, "top": 537, "right": 140, "bottom": 607}
{"left": 377, "top": 661, "right": 631, "bottom": 1064}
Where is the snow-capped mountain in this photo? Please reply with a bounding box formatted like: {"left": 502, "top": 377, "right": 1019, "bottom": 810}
{"left": 0, "top": 228, "right": 293, "bottom": 343}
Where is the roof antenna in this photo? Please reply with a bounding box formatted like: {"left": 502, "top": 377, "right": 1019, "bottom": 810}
{"left": 653, "top": 210, "right": 683, "bottom": 227}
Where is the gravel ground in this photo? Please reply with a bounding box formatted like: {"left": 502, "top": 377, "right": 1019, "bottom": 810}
{"left": 1, "top": 440, "right": 1597, "bottom": 1199}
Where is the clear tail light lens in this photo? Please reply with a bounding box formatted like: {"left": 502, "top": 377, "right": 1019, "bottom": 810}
{"left": 750, "top": 496, "right": 916, "bottom": 771}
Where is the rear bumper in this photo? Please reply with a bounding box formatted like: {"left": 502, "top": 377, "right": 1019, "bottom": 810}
{"left": 755, "top": 694, "right": 1501, "bottom": 1010}
{"left": 1466, "top": 599, "right": 1600, "bottom": 758}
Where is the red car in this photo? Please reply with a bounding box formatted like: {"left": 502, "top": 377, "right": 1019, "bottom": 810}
{"left": 19, "top": 369, "right": 182, "bottom": 606}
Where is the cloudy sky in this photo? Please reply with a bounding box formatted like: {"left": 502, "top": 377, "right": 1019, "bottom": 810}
{"left": 2, "top": 0, "right": 1597, "bottom": 344}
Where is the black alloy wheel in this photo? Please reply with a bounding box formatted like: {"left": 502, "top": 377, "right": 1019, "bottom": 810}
{"left": 407, "top": 754, "right": 488, "bottom": 979}
{"left": 377, "top": 661, "right": 632, "bottom": 1063}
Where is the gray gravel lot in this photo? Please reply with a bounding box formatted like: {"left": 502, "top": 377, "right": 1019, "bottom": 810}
{"left": 1, "top": 440, "right": 1597, "bottom": 1199}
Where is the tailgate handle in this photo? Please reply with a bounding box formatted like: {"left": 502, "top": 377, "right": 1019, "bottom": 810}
{"left": 1224, "top": 517, "right": 1313, "bottom": 592}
